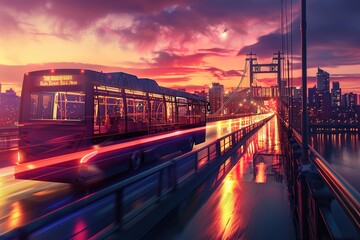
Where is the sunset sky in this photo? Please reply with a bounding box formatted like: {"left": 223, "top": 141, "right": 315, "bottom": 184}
{"left": 0, "top": 0, "right": 359, "bottom": 96}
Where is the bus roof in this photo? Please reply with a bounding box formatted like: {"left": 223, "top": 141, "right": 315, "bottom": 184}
{"left": 26, "top": 69, "right": 205, "bottom": 102}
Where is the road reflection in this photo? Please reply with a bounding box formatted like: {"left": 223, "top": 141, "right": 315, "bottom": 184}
{"left": 144, "top": 115, "right": 294, "bottom": 239}
{"left": 7, "top": 202, "right": 23, "bottom": 230}
{"left": 217, "top": 173, "right": 243, "bottom": 238}
{"left": 0, "top": 178, "right": 70, "bottom": 232}
{"left": 255, "top": 162, "right": 266, "bottom": 183}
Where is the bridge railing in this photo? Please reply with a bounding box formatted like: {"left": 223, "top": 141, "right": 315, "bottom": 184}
{"left": 1, "top": 115, "right": 273, "bottom": 240}
{"left": 292, "top": 130, "right": 360, "bottom": 226}
{"left": 284, "top": 126, "right": 360, "bottom": 239}
{"left": 0, "top": 127, "right": 18, "bottom": 149}
{"left": 206, "top": 112, "right": 264, "bottom": 122}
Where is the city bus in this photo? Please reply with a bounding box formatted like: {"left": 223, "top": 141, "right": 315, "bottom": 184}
{"left": 15, "top": 69, "right": 206, "bottom": 184}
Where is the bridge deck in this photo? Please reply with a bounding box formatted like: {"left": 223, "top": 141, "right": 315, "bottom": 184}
{"left": 143, "top": 153, "right": 295, "bottom": 239}
{"left": 108, "top": 116, "right": 296, "bottom": 240}
{"left": 141, "top": 116, "right": 296, "bottom": 239}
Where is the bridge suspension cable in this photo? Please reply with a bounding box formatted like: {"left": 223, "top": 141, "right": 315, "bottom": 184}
{"left": 210, "top": 60, "right": 249, "bottom": 116}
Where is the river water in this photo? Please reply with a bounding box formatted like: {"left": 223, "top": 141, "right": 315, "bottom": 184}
{"left": 310, "top": 132, "right": 360, "bottom": 192}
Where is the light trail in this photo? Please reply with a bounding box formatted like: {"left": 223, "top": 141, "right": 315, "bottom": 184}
{"left": 16, "top": 113, "right": 272, "bottom": 175}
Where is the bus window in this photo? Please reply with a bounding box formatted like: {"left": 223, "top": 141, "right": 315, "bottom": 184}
{"left": 30, "top": 92, "right": 84, "bottom": 120}
{"left": 94, "top": 97, "right": 100, "bottom": 134}
{"left": 55, "top": 92, "right": 85, "bottom": 120}
{"left": 126, "top": 89, "right": 148, "bottom": 132}
{"left": 30, "top": 93, "right": 53, "bottom": 119}
{"left": 94, "top": 85, "right": 125, "bottom": 135}
{"left": 149, "top": 93, "right": 165, "bottom": 127}
{"left": 97, "top": 96, "right": 107, "bottom": 133}
{"left": 177, "top": 97, "right": 188, "bottom": 124}
{"left": 192, "top": 101, "right": 202, "bottom": 124}
{"left": 107, "top": 97, "right": 125, "bottom": 133}
{"left": 165, "top": 95, "right": 176, "bottom": 125}
{"left": 30, "top": 94, "right": 39, "bottom": 119}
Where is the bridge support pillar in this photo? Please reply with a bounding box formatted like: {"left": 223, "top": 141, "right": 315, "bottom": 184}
{"left": 305, "top": 173, "right": 334, "bottom": 239}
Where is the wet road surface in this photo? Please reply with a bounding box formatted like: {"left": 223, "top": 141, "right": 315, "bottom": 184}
{"left": 143, "top": 115, "right": 295, "bottom": 240}
{"left": 0, "top": 114, "right": 271, "bottom": 234}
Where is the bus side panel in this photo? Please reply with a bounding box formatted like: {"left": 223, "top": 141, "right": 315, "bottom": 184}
{"left": 80, "top": 128, "right": 206, "bottom": 183}
{"left": 15, "top": 123, "right": 88, "bottom": 182}
{"left": 194, "top": 126, "right": 206, "bottom": 145}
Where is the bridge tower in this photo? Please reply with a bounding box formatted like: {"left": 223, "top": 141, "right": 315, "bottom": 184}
{"left": 246, "top": 52, "right": 283, "bottom": 98}
{"left": 246, "top": 51, "right": 284, "bottom": 111}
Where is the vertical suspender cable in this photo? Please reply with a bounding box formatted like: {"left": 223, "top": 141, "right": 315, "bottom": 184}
{"left": 290, "top": 0, "right": 294, "bottom": 130}
{"left": 301, "top": 0, "right": 309, "bottom": 161}
{"left": 285, "top": 0, "right": 291, "bottom": 129}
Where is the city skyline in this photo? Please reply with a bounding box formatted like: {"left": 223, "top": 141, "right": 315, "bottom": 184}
{"left": 0, "top": 0, "right": 359, "bottom": 96}
{"left": 1, "top": 65, "right": 359, "bottom": 102}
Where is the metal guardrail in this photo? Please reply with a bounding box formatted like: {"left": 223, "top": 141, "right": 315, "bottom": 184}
{"left": 1, "top": 115, "right": 273, "bottom": 239}
{"left": 291, "top": 130, "right": 360, "bottom": 231}
{"left": 206, "top": 112, "right": 262, "bottom": 122}
{"left": 0, "top": 127, "right": 18, "bottom": 149}
{"left": 0, "top": 127, "right": 18, "bottom": 132}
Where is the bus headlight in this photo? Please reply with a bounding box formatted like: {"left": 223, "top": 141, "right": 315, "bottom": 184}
{"left": 80, "top": 150, "right": 98, "bottom": 164}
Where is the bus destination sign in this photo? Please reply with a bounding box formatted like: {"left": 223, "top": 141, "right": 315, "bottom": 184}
{"left": 38, "top": 75, "right": 80, "bottom": 86}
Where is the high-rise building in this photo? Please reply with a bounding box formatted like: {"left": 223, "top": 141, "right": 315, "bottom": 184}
{"left": 308, "top": 85, "right": 316, "bottom": 106}
{"left": 314, "top": 90, "right": 331, "bottom": 123}
{"left": 0, "top": 88, "right": 20, "bottom": 127}
{"left": 308, "top": 68, "right": 360, "bottom": 125}
{"left": 316, "top": 68, "right": 330, "bottom": 93}
{"left": 292, "top": 87, "right": 302, "bottom": 100}
{"left": 331, "top": 81, "right": 341, "bottom": 107}
{"left": 209, "top": 82, "right": 224, "bottom": 115}
{"left": 342, "top": 92, "right": 357, "bottom": 108}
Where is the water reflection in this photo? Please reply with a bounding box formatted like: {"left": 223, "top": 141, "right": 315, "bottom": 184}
{"left": 311, "top": 132, "right": 360, "bottom": 191}
{"left": 311, "top": 132, "right": 359, "bottom": 160}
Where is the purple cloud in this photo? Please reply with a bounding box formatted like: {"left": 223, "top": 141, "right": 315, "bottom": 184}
{"left": 238, "top": 0, "right": 360, "bottom": 69}
{"left": 144, "top": 50, "right": 224, "bottom": 67}
{"left": 198, "top": 48, "right": 236, "bottom": 54}
{"left": 206, "top": 67, "right": 244, "bottom": 80}
{"left": 2, "top": 0, "right": 282, "bottom": 46}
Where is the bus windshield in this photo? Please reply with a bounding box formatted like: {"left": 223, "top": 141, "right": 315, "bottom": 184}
{"left": 30, "top": 91, "right": 85, "bottom": 120}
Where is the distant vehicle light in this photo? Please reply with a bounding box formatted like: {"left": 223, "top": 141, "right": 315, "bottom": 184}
{"left": 80, "top": 69, "right": 85, "bottom": 74}
{"left": 17, "top": 151, "right": 21, "bottom": 165}
{"left": 80, "top": 151, "right": 98, "bottom": 164}
{"left": 51, "top": 69, "right": 55, "bottom": 73}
